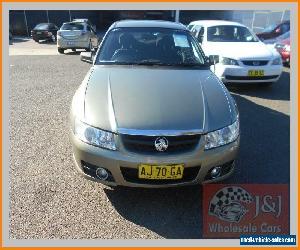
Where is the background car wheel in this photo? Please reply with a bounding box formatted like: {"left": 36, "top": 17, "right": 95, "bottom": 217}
{"left": 58, "top": 48, "right": 64, "bottom": 54}
{"left": 72, "top": 49, "right": 76, "bottom": 52}
{"left": 86, "top": 41, "right": 92, "bottom": 52}
{"left": 51, "top": 35, "right": 56, "bottom": 42}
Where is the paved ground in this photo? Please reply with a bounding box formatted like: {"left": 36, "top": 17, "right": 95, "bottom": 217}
{"left": 9, "top": 37, "right": 85, "bottom": 55}
{"left": 9, "top": 38, "right": 290, "bottom": 239}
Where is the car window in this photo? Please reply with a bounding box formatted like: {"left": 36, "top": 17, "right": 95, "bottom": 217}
{"left": 187, "top": 24, "right": 194, "bottom": 31}
{"left": 207, "top": 25, "right": 258, "bottom": 42}
{"left": 48, "top": 24, "right": 56, "bottom": 29}
{"left": 61, "top": 23, "right": 84, "bottom": 31}
{"left": 34, "top": 24, "right": 50, "bottom": 30}
{"left": 96, "top": 27, "right": 206, "bottom": 66}
{"left": 262, "top": 24, "right": 277, "bottom": 33}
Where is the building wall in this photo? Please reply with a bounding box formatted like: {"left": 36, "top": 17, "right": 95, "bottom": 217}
{"left": 9, "top": 9, "right": 290, "bottom": 36}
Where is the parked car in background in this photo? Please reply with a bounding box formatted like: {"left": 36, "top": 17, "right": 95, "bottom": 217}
{"left": 263, "top": 31, "right": 290, "bottom": 46}
{"left": 31, "top": 23, "right": 59, "bottom": 42}
{"left": 275, "top": 37, "right": 290, "bottom": 66}
{"left": 57, "top": 19, "right": 98, "bottom": 54}
{"left": 71, "top": 20, "right": 240, "bottom": 188}
{"left": 188, "top": 20, "right": 283, "bottom": 85}
{"left": 256, "top": 20, "right": 290, "bottom": 41}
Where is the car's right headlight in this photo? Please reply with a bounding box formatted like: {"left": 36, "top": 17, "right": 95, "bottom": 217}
{"left": 204, "top": 119, "right": 239, "bottom": 150}
{"left": 220, "top": 57, "right": 239, "bottom": 66}
{"left": 74, "top": 118, "right": 117, "bottom": 150}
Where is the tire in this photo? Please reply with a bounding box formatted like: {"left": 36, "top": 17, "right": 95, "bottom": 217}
{"left": 58, "top": 48, "right": 64, "bottom": 54}
{"left": 72, "top": 49, "right": 76, "bottom": 52}
{"left": 51, "top": 35, "right": 56, "bottom": 42}
{"left": 86, "top": 41, "right": 92, "bottom": 52}
{"left": 33, "top": 39, "right": 39, "bottom": 42}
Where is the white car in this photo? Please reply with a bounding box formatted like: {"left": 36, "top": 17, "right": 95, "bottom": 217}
{"left": 188, "top": 20, "right": 283, "bottom": 85}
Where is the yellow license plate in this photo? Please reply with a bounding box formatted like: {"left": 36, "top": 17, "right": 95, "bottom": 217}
{"left": 248, "top": 70, "right": 264, "bottom": 77}
{"left": 138, "top": 164, "right": 184, "bottom": 179}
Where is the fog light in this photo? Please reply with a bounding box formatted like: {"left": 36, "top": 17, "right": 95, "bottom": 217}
{"left": 211, "top": 166, "right": 222, "bottom": 179}
{"left": 95, "top": 167, "right": 108, "bottom": 180}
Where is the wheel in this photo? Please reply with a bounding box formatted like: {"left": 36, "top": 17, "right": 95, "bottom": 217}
{"left": 33, "top": 39, "right": 39, "bottom": 42}
{"left": 86, "top": 41, "right": 92, "bottom": 52}
{"left": 72, "top": 49, "right": 76, "bottom": 52}
{"left": 51, "top": 35, "right": 56, "bottom": 42}
{"left": 58, "top": 48, "right": 64, "bottom": 54}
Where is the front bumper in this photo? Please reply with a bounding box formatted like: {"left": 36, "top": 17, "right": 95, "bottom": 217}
{"left": 213, "top": 63, "right": 283, "bottom": 83}
{"left": 71, "top": 133, "right": 239, "bottom": 188}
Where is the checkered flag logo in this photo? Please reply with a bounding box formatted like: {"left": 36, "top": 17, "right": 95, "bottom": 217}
{"left": 209, "top": 186, "right": 253, "bottom": 223}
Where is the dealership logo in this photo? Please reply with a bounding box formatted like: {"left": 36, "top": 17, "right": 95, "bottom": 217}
{"left": 209, "top": 186, "right": 253, "bottom": 223}
{"left": 252, "top": 61, "right": 260, "bottom": 66}
{"left": 203, "top": 184, "right": 289, "bottom": 238}
{"left": 154, "top": 137, "right": 168, "bottom": 152}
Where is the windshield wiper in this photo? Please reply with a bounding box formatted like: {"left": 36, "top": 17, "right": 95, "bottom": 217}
{"left": 171, "top": 63, "right": 206, "bottom": 67}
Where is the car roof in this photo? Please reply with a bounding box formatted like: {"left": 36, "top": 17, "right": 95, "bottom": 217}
{"left": 73, "top": 19, "right": 89, "bottom": 23}
{"left": 110, "top": 20, "right": 187, "bottom": 30}
{"left": 189, "top": 20, "right": 246, "bottom": 28}
{"left": 62, "top": 21, "right": 86, "bottom": 25}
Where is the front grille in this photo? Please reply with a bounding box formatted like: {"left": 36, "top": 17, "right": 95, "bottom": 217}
{"left": 121, "top": 134, "right": 201, "bottom": 154}
{"left": 120, "top": 166, "right": 200, "bottom": 185}
{"left": 225, "top": 75, "right": 279, "bottom": 81}
{"left": 242, "top": 60, "right": 269, "bottom": 66}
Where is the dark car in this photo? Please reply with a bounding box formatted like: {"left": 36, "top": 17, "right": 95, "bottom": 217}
{"left": 263, "top": 31, "right": 290, "bottom": 45}
{"left": 256, "top": 20, "right": 290, "bottom": 41}
{"left": 31, "top": 23, "right": 59, "bottom": 42}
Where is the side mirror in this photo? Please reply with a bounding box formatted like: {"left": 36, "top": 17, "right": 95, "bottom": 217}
{"left": 208, "top": 55, "right": 219, "bottom": 65}
{"left": 80, "top": 51, "right": 93, "bottom": 64}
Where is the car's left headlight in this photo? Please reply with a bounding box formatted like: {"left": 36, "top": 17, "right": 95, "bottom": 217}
{"left": 220, "top": 57, "right": 239, "bottom": 66}
{"left": 204, "top": 119, "right": 239, "bottom": 150}
{"left": 272, "top": 57, "right": 282, "bottom": 65}
{"left": 74, "top": 118, "right": 117, "bottom": 150}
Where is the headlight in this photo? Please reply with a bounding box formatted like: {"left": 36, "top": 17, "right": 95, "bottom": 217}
{"left": 284, "top": 44, "right": 290, "bottom": 52}
{"left": 272, "top": 57, "right": 282, "bottom": 65}
{"left": 74, "top": 119, "right": 117, "bottom": 150}
{"left": 220, "top": 57, "right": 239, "bottom": 66}
{"left": 204, "top": 119, "right": 239, "bottom": 150}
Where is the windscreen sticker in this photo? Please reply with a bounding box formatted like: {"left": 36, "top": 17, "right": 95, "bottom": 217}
{"left": 173, "top": 34, "right": 189, "bottom": 47}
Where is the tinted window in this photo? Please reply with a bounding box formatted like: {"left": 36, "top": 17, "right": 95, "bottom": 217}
{"left": 34, "top": 24, "right": 50, "bottom": 30}
{"left": 61, "top": 23, "right": 84, "bottom": 31}
{"left": 96, "top": 27, "right": 206, "bottom": 66}
{"left": 262, "top": 24, "right": 277, "bottom": 33}
{"left": 207, "top": 25, "right": 258, "bottom": 42}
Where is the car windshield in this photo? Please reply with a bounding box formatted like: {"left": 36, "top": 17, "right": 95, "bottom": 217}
{"left": 207, "top": 25, "right": 259, "bottom": 42}
{"left": 262, "top": 24, "right": 277, "bottom": 33}
{"left": 96, "top": 27, "right": 206, "bottom": 66}
{"left": 34, "top": 23, "right": 50, "bottom": 30}
{"left": 61, "top": 23, "right": 84, "bottom": 31}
